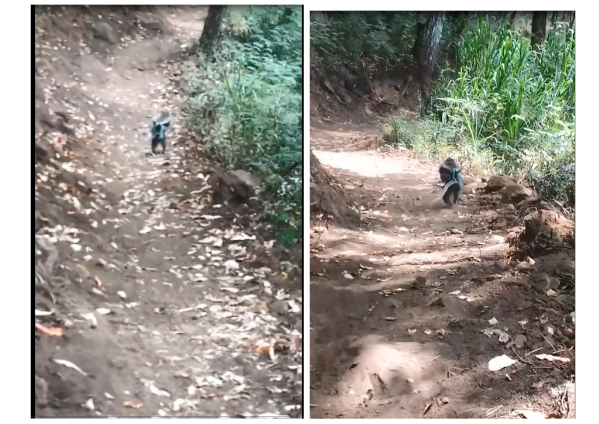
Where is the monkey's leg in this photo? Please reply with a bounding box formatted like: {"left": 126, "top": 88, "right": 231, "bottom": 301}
{"left": 441, "top": 181, "right": 459, "bottom": 207}
{"left": 151, "top": 139, "right": 159, "bottom": 154}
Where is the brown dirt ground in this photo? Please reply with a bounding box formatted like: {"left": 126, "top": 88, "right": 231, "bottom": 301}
{"left": 309, "top": 67, "right": 575, "bottom": 419}
{"left": 34, "top": 6, "right": 302, "bottom": 418}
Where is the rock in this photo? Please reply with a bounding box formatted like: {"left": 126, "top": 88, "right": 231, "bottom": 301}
{"left": 91, "top": 22, "right": 118, "bottom": 44}
{"left": 514, "top": 334, "right": 527, "bottom": 348}
{"left": 499, "top": 184, "right": 535, "bottom": 204}
{"left": 516, "top": 197, "right": 552, "bottom": 211}
{"left": 517, "top": 260, "right": 534, "bottom": 272}
{"left": 428, "top": 295, "right": 445, "bottom": 307}
{"left": 485, "top": 175, "right": 519, "bottom": 193}
{"left": 270, "top": 300, "right": 290, "bottom": 316}
{"left": 412, "top": 276, "right": 426, "bottom": 289}
{"left": 563, "top": 327, "right": 575, "bottom": 339}
{"left": 74, "top": 264, "right": 91, "bottom": 279}
{"left": 529, "top": 272, "right": 559, "bottom": 293}
{"left": 520, "top": 210, "right": 574, "bottom": 248}
{"left": 555, "top": 294, "right": 575, "bottom": 306}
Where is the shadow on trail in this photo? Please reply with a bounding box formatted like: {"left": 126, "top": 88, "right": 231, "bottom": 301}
{"left": 309, "top": 120, "right": 574, "bottom": 419}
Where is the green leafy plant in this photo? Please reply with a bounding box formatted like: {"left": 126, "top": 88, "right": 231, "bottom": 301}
{"left": 184, "top": 5, "right": 303, "bottom": 246}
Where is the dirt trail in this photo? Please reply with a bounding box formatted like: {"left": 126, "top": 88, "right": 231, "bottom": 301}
{"left": 34, "top": 6, "right": 301, "bottom": 418}
{"left": 309, "top": 120, "right": 574, "bottom": 419}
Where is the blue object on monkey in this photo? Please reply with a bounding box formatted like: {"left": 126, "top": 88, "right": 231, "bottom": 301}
{"left": 150, "top": 115, "right": 171, "bottom": 154}
{"left": 439, "top": 161, "right": 463, "bottom": 207}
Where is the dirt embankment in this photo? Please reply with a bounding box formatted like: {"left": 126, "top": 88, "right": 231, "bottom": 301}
{"left": 310, "top": 63, "right": 421, "bottom": 126}
{"left": 35, "top": 6, "right": 302, "bottom": 418}
{"left": 309, "top": 62, "right": 575, "bottom": 419}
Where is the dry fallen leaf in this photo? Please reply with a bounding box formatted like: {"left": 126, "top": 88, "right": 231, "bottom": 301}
{"left": 488, "top": 355, "right": 517, "bottom": 372}
{"left": 256, "top": 345, "right": 272, "bottom": 357}
{"left": 35, "top": 322, "right": 64, "bottom": 337}
{"left": 535, "top": 354, "right": 570, "bottom": 364}
{"left": 54, "top": 359, "right": 87, "bottom": 376}
{"left": 123, "top": 400, "right": 143, "bottom": 409}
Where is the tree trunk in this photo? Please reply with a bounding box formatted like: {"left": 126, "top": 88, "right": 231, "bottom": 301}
{"left": 531, "top": 11, "right": 547, "bottom": 48}
{"left": 569, "top": 12, "right": 575, "bottom": 29}
{"left": 508, "top": 11, "right": 517, "bottom": 26}
{"left": 411, "top": 12, "right": 428, "bottom": 59}
{"left": 413, "top": 11, "right": 445, "bottom": 116}
{"left": 551, "top": 11, "right": 558, "bottom": 25}
{"left": 198, "top": 5, "right": 227, "bottom": 58}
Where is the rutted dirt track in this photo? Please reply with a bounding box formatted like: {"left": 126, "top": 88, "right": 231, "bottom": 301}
{"left": 309, "top": 121, "right": 575, "bottom": 419}
{"left": 34, "top": 6, "right": 301, "bottom": 418}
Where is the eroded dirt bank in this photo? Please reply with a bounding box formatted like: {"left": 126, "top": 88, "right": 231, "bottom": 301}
{"left": 34, "top": 6, "right": 301, "bottom": 417}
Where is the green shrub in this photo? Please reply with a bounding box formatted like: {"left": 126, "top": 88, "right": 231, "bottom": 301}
{"left": 429, "top": 17, "right": 574, "bottom": 204}
{"left": 183, "top": 6, "right": 303, "bottom": 246}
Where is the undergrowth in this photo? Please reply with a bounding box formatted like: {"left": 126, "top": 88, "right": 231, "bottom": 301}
{"left": 183, "top": 6, "right": 302, "bottom": 246}
{"left": 310, "top": 12, "right": 416, "bottom": 75}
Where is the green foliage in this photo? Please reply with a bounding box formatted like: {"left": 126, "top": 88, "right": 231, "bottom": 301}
{"left": 378, "top": 16, "right": 574, "bottom": 206}
{"left": 183, "top": 6, "right": 303, "bottom": 246}
{"left": 427, "top": 17, "right": 574, "bottom": 205}
{"left": 310, "top": 12, "right": 417, "bottom": 73}
{"left": 382, "top": 116, "right": 498, "bottom": 177}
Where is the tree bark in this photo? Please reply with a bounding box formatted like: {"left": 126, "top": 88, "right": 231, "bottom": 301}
{"left": 509, "top": 11, "right": 517, "bottom": 25}
{"left": 411, "top": 12, "right": 428, "bottom": 59}
{"left": 413, "top": 11, "right": 445, "bottom": 115}
{"left": 198, "top": 5, "right": 227, "bottom": 58}
{"left": 569, "top": 12, "right": 575, "bottom": 29}
{"left": 531, "top": 11, "right": 547, "bottom": 48}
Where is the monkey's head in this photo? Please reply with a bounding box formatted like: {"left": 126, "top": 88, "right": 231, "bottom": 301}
{"left": 439, "top": 158, "right": 462, "bottom": 183}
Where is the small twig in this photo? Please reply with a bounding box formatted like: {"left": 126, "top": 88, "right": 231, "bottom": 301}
{"left": 486, "top": 405, "right": 503, "bottom": 416}
{"left": 540, "top": 333, "right": 556, "bottom": 352}
{"left": 524, "top": 347, "right": 543, "bottom": 357}
{"left": 511, "top": 346, "right": 533, "bottom": 365}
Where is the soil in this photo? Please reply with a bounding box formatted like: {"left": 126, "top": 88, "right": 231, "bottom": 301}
{"left": 34, "top": 6, "right": 301, "bottom": 418}
{"left": 309, "top": 67, "right": 575, "bottom": 419}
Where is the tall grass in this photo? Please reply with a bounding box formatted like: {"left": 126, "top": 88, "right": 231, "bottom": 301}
{"left": 183, "top": 6, "right": 303, "bottom": 245}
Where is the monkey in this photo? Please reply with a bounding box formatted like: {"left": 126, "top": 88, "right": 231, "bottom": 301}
{"left": 438, "top": 157, "right": 463, "bottom": 207}
{"left": 150, "top": 113, "right": 171, "bottom": 154}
